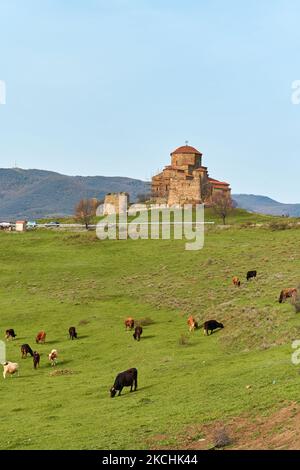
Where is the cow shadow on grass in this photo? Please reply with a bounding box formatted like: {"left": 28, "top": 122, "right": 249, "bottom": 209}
{"left": 140, "top": 335, "right": 155, "bottom": 340}
{"left": 35, "top": 358, "right": 73, "bottom": 367}
{"left": 205, "top": 329, "right": 223, "bottom": 336}
{"left": 55, "top": 359, "right": 73, "bottom": 366}
{"left": 135, "top": 385, "right": 154, "bottom": 392}
{"left": 118, "top": 385, "right": 155, "bottom": 397}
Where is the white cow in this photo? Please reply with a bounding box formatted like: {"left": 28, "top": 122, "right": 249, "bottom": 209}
{"left": 2, "top": 361, "right": 19, "bottom": 379}
{"left": 48, "top": 349, "right": 58, "bottom": 366}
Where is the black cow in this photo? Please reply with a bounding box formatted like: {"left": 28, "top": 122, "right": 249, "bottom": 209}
{"left": 5, "top": 329, "right": 16, "bottom": 340}
{"left": 246, "top": 270, "right": 257, "bottom": 281}
{"left": 33, "top": 351, "right": 40, "bottom": 369}
{"left": 204, "top": 320, "right": 224, "bottom": 336}
{"left": 69, "top": 326, "right": 78, "bottom": 340}
{"left": 133, "top": 326, "right": 143, "bottom": 341}
{"left": 21, "top": 344, "right": 34, "bottom": 358}
{"left": 110, "top": 368, "right": 138, "bottom": 397}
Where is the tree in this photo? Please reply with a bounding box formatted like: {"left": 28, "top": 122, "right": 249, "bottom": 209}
{"left": 211, "top": 192, "right": 233, "bottom": 225}
{"left": 136, "top": 193, "right": 151, "bottom": 203}
{"left": 75, "top": 198, "right": 99, "bottom": 229}
{"left": 201, "top": 179, "right": 212, "bottom": 202}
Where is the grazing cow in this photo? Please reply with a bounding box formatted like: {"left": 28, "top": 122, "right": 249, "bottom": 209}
{"left": 69, "top": 326, "right": 77, "bottom": 340}
{"left": 48, "top": 349, "right": 58, "bottom": 366}
{"left": 232, "top": 276, "right": 241, "bottom": 287}
{"left": 110, "top": 368, "right": 138, "bottom": 397}
{"left": 204, "top": 320, "right": 224, "bottom": 336}
{"left": 33, "top": 351, "right": 40, "bottom": 369}
{"left": 36, "top": 331, "right": 46, "bottom": 344}
{"left": 21, "top": 344, "right": 34, "bottom": 358}
{"left": 133, "top": 326, "right": 143, "bottom": 341}
{"left": 125, "top": 317, "right": 135, "bottom": 330}
{"left": 279, "top": 288, "right": 297, "bottom": 303}
{"left": 246, "top": 270, "right": 257, "bottom": 281}
{"left": 2, "top": 361, "right": 19, "bottom": 379}
{"left": 5, "top": 329, "right": 16, "bottom": 340}
{"left": 187, "top": 315, "right": 199, "bottom": 332}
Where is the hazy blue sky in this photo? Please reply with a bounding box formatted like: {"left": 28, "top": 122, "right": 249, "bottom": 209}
{"left": 1, "top": 0, "right": 300, "bottom": 201}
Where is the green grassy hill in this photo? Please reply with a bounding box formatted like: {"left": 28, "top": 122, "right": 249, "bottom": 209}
{"left": 0, "top": 224, "right": 300, "bottom": 449}
{"left": 39, "top": 207, "right": 296, "bottom": 226}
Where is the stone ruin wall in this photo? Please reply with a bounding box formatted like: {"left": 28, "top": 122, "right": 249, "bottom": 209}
{"left": 103, "top": 193, "right": 129, "bottom": 215}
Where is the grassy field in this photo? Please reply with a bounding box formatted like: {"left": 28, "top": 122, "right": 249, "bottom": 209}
{"left": 1, "top": 223, "right": 300, "bottom": 449}
{"left": 37, "top": 207, "right": 300, "bottom": 226}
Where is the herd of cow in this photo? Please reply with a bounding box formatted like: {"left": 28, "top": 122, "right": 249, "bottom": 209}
{"left": 3, "top": 316, "right": 142, "bottom": 398}
{"left": 182, "top": 270, "right": 298, "bottom": 350}
{"left": 232, "top": 271, "right": 298, "bottom": 304}
{"left": 2, "top": 327, "right": 78, "bottom": 379}
{"left": 3, "top": 269, "right": 298, "bottom": 398}
{"left": 186, "top": 271, "right": 259, "bottom": 335}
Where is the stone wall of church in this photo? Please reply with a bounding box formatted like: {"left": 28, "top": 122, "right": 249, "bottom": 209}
{"left": 168, "top": 176, "right": 202, "bottom": 206}
{"left": 171, "top": 153, "right": 202, "bottom": 168}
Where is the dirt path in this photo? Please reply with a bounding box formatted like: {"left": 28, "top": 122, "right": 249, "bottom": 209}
{"left": 150, "top": 402, "right": 300, "bottom": 450}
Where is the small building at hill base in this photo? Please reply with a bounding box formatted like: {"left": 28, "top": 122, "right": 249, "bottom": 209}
{"left": 151, "top": 145, "right": 231, "bottom": 206}
{"left": 15, "top": 220, "right": 27, "bottom": 232}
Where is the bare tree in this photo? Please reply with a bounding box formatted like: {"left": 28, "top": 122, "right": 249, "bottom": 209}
{"left": 75, "top": 198, "right": 99, "bottom": 229}
{"left": 211, "top": 192, "right": 233, "bottom": 225}
{"left": 201, "top": 179, "right": 212, "bottom": 202}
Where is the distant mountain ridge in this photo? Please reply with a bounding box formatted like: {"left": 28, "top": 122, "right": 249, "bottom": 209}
{"left": 0, "top": 168, "right": 149, "bottom": 219}
{"left": 233, "top": 194, "right": 300, "bottom": 217}
{"left": 0, "top": 168, "right": 298, "bottom": 219}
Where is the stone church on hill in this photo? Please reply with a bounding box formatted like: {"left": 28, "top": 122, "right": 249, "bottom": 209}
{"left": 151, "top": 144, "right": 231, "bottom": 206}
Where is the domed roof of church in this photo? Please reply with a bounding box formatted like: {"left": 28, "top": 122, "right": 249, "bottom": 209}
{"left": 171, "top": 145, "right": 202, "bottom": 155}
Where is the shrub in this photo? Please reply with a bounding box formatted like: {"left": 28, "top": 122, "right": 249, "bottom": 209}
{"left": 293, "top": 286, "right": 300, "bottom": 313}
{"left": 139, "top": 317, "right": 155, "bottom": 326}
{"left": 240, "top": 221, "right": 253, "bottom": 228}
{"left": 213, "top": 427, "right": 232, "bottom": 448}
{"left": 50, "top": 369, "right": 75, "bottom": 376}
{"left": 268, "top": 221, "right": 290, "bottom": 231}
{"left": 205, "top": 258, "right": 214, "bottom": 266}
{"left": 179, "top": 334, "right": 189, "bottom": 346}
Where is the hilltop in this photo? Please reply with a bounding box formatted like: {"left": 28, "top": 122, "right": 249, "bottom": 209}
{"left": 233, "top": 194, "right": 300, "bottom": 217}
{"left": 0, "top": 168, "right": 149, "bottom": 220}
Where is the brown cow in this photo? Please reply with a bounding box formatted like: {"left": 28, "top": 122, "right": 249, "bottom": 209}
{"left": 21, "top": 344, "right": 34, "bottom": 358}
{"left": 5, "top": 329, "right": 16, "bottom": 340}
{"left": 69, "top": 326, "right": 77, "bottom": 340}
{"left": 125, "top": 317, "right": 134, "bottom": 330}
{"left": 232, "top": 276, "right": 241, "bottom": 287}
{"left": 36, "top": 331, "right": 46, "bottom": 344}
{"left": 279, "top": 288, "right": 297, "bottom": 303}
{"left": 187, "top": 315, "right": 198, "bottom": 332}
{"left": 133, "top": 326, "right": 143, "bottom": 341}
{"left": 33, "top": 351, "right": 40, "bottom": 369}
